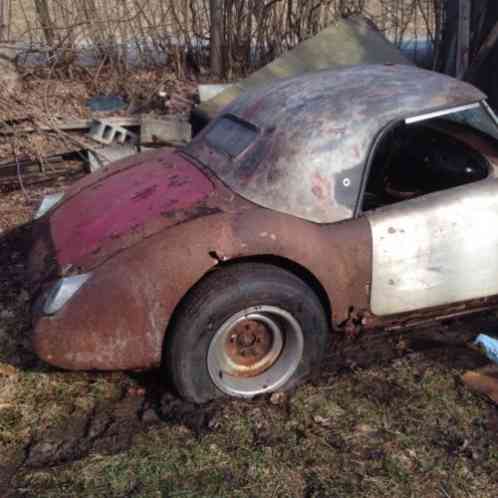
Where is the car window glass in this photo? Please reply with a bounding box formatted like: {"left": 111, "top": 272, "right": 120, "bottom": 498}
{"left": 446, "top": 104, "right": 498, "bottom": 142}
{"left": 205, "top": 115, "right": 259, "bottom": 158}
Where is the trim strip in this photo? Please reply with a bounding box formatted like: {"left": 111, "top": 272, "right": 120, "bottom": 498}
{"left": 482, "top": 100, "right": 498, "bottom": 126}
{"left": 405, "top": 103, "right": 480, "bottom": 124}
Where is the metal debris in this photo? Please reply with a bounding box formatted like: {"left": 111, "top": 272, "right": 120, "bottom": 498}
{"left": 87, "top": 145, "right": 140, "bottom": 172}
{"left": 195, "top": 16, "right": 413, "bottom": 123}
{"left": 198, "top": 84, "right": 233, "bottom": 103}
{"left": 474, "top": 334, "right": 498, "bottom": 364}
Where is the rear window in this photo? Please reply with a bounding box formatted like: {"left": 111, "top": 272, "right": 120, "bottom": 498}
{"left": 205, "top": 115, "right": 258, "bottom": 158}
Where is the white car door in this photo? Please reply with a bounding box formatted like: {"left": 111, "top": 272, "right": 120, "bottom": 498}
{"left": 365, "top": 102, "right": 498, "bottom": 317}
{"left": 367, "top": 176, "right": 498, "bottom": 316}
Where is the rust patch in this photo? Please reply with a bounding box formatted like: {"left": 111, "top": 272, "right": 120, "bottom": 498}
{"left": 132, "top": 185, "right": 158, "bottom": 201}
{"left": 311, "top": 172, "right": 332, "bottom": 201}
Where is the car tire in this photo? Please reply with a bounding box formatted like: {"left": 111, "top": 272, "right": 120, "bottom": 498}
{"left": 164, "top": 262, "right": 329, "bottom": 403}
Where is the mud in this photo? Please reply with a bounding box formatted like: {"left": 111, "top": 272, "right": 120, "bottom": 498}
{"left": 0, "top": 377, "right": 225, "bottom": 495}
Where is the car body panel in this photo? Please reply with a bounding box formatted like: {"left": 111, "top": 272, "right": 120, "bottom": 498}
{"left": 32, "top": 209, "right": 372, "bottom": 370}
{"left": 51, "top": 154, "right": 215, "bottom": 265}
{"left": 368, "top": 178, "right": 498, "bottom": 315}
{"left": 186, "top": 65, "right": 485, "bottom": 223}
{"left": 368, "top": 120, "right": 498, "bottom": 316}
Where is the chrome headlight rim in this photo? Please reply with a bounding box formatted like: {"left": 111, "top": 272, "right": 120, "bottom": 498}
{"left": 43, "top": 273, "right": 92, "bottom": 316}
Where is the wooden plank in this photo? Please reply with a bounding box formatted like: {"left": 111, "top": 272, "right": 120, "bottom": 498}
{"left": 0, "top": 149, "right": 87, "bottom": 178}
{"left": 456, "top": 0, "right": 471, "bottom": 79}
{"left": 0, "top": 116, "right": 141, "bottom": 136}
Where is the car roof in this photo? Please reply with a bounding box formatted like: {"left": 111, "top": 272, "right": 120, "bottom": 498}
{"left": 225, "top": 64, "right": 484, "bottom": 130}
{"left": 190, "top": 64, "right": 486, "bottom": 223}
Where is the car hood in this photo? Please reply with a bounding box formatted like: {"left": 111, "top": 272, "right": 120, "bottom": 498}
{"left": 42, "top": 149, "right": 222, "bottom": 269}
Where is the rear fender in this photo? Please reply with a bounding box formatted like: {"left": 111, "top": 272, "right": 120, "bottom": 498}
{"left": 32, "top": 209, "right": 372, "bottom": 370}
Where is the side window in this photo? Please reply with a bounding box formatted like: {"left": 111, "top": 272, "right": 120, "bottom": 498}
{"left": 362, "top": 122, "right": 490, "bottom": 212}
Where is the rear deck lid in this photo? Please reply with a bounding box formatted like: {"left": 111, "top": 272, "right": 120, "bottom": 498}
{"left": 50, "top": 150, "right": 214, "bottom": 266}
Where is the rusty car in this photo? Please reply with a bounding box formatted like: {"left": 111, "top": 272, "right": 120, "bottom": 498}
{"left": 28, "top": 64, "right": 498, "bottom": 403}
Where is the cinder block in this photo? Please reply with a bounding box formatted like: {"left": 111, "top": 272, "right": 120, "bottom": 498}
{"left": 141, "top": 116, "right": 191, "bottom": 146}
{"left": 88, "top": 119, "right": 138, "bottom": 146}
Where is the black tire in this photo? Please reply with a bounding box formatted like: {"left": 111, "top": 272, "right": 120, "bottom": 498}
{"left": 164, "top": 262, "right": 330, "bottom": 403}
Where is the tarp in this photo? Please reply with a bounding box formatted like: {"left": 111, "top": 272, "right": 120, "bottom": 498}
{"left": 196, "top": 17, "right": 413, "bottom": 122}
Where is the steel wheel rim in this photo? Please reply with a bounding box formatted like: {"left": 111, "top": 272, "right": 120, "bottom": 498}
{"left": 207, "top": 305, "right": 304, "bottom": 398}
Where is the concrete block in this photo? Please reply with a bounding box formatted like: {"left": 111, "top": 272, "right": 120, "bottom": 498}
{"left": 141, "top": 116, "right": 191, "bottom": 146}
{"left": 88, "top": 119, "right": 138, "bottom": 146}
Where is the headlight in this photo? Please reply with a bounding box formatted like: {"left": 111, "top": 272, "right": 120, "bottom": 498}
{"left": 34, "top": 192, "right": 64, "bottom": 220}
{"left": 44, "top": 274, "right": 91, "bottom": 315}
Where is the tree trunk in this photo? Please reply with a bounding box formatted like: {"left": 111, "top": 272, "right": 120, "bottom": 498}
{"left": 464, "top": 18, "right": 498, "bottom": 82}
{"left": 0, "top": 0, "right": 9, "bottom": 42}
{"left": 34, "top": 0, "right": 55, "bottom": 47}
{"left": 210, "top": 0, "right": 224, "bottom": 77}
{"left": 456, "top": 0, "right": 471, "bottom": 78}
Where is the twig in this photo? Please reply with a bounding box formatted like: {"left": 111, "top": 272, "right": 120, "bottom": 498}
{"left": 12, "top": 143, "right": 30, "bottom": 201}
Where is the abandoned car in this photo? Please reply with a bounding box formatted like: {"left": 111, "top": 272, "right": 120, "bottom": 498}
{"left": 28, "top": 64, "right": 498, "bottom": 403}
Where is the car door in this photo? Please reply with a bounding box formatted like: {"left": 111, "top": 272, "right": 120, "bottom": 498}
{"left": 367, "top": 178, "right": 498, "bottom": 316}
{"left": 363, "top": 100, "right": 498, "bottom": 318}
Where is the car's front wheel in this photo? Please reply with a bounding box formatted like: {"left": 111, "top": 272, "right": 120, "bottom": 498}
{"left": 165, "top": 263, "right": 329, "bottom": 403}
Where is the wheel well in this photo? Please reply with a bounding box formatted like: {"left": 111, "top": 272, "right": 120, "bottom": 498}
{"left": 207, "top": 254, "right": 332, "bottom": 326}
{"left": 162, "top": 254, "right": 333, "bottom": 375}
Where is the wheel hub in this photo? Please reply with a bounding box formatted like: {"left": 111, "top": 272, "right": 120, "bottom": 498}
{"left": 225, "top": 319, "right": 277, "bottom": 374}
{"left": 207, "top": 306, "right": 304, "bottom": 398}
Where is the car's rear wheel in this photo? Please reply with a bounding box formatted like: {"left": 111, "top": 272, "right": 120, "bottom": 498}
{"left": 165, "top": 263, "right": 329, "bottom": 403}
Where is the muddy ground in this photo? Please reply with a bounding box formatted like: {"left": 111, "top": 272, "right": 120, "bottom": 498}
{"left": 2, "top": 168, "right": 498, "bottom": 498}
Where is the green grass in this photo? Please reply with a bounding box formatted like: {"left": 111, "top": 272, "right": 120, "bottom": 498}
{"left": 7, "top": 359, "right": 498, "bottom": 498}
